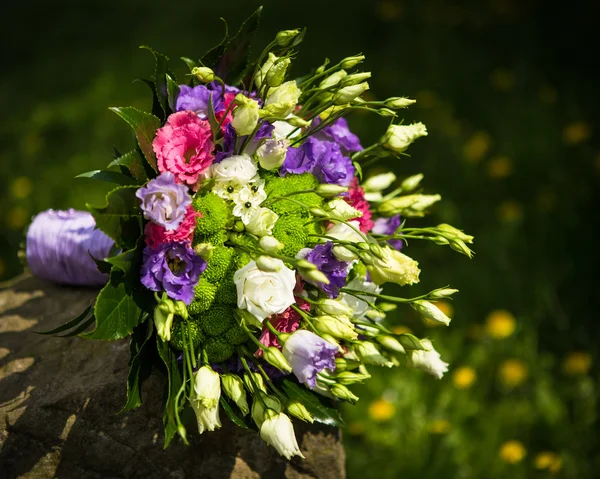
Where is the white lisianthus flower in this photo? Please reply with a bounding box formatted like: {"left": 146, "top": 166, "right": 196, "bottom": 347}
{"left": 231, "top": 94, "right": 260, "bottom": 136}
{"left": 272, "top": 117, "right": 302, "bottom": 140}
{"left": 363, "top": 246, "right": 421, "bottom": 286}
{"left": 412, "top": 300, "right": 451, "bottom": 326}
{"left": 382, "top": 123, "right": 428, "bottom": 153}
{"left": 246, "top": 207, "right": 279, "bottom": 237}
{"left": 363, "top": 172, "right": 396, "bottom": 192}
{"left": 263, "top": 81, "right": 302, "bottom": 118}
{"left": 326, "top": 198, "right": 362, "bottom": 221}
{"left": 190, "top": 397, "right": 222, "bottom": 434}
{"left": 221, "top": 374, "right": 249, "bottom": 416}
{"left": 190, "top": 366, "right": 222, "bottom": 434}
{"left": 406, "top": 339, "right": 449, "bottom": 379}
{"left": 234, "top": 259, "right": 296, "bottom": 321}
{"left": 338, "top": 276, "right": 382, "bottom": 319}
{"left": 232, "top": 184, "right": 268, "bottom": 224}
{"left": 209, "top": 154, "right": 259, "bottom": 186}
{"left": 326, "top": 220, "right": 364, "bottom": 261}
{"left": 256, "top": 138, "right": 290, "bottom": 170}
{"left": 260, "top": 412, "right": 304, "bottom": 460}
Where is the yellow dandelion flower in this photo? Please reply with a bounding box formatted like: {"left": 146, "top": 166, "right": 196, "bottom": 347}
{"left": 11, "top": 176, "right": 34, "bottom": 199}
{"left": 485, "top": 309, "right": 516, "bottom": 339}
{"left": 535, "top": 451, "right": 563, "bottom": 473}
{"left": 497, "top": 201, "right": 523, "bottom": 223}
{"left": 499, "top": 440, "right": 527, "bottom": 464}
{"left": 490, "top": 68, "right": 516, "bottom": 91}
{"left": 368, "top": 399, "right": 396, "bottom": 422}
{"left": 463, "top": 131, "right": 492, "bottom": 164}
{"left": 563, "top": 121, "right": 592, "bottom": 145}
{"left": 487, "top": 156, "right": 513, "bottom": 179}
{"left": 452, "top": 366, "right": 477, "bottom": 390}
{"left": 499, "top": 359, "right": 528, "bottom": 387}
{"left": 429, "top": 419, "right": 451, "bottom": 435}
{"left": 562, "top": 351, "right": 592, "bottom": 376}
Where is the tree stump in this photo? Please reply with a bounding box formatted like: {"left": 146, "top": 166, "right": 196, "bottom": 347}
{"left": 0, "top": 275, "right": 345, "bottom": 479}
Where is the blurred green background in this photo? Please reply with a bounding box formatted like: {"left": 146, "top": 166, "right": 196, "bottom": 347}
{"left": 1, "top": 0, "right": 598, "bottom": 477}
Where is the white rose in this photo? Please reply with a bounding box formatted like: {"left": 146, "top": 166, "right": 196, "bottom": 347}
{"left": 245, "top": 207, "right": 279, "bottom": 237}
{"left": 234, "top": 259, "right": 296, "bottom": 321}
{"left": 209, "top": 154, "right": 259, "bottom": 185}
{"left": 326, "top": 220, "right": 364, "bottom": 261}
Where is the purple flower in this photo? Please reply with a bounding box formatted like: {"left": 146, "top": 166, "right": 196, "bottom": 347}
{"left": 215, "top": 121, "right": 274, "bottom": 162}
{"left": 140, "top": 242, "right": 206, "bottom": 304}
{"left": 176, "top": 84, "right": 224, "bottom": 119}
{"left": 281, "top": 143, "right": 317, "bottom": 176}
{"left": 372, "top": 215, "right": 403, "bottom": 250}
{"left": 282, "top": 330, "right": 338, "bottom": 388}
{"left": 313, "top": 117, "right": 363, "bottom": 153}
{"left": 305, "top": 242, "right": 350, "bottom": 298}
{"left": 26, "top": 209, "right": 114, "bottom": 286}
{"left": 136, "top": 172, "right": 191, "bottom": 231}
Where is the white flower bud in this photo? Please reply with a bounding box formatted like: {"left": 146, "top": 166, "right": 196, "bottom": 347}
{"left": 354, "top": 341, "right": 394, "bottom": 367}
{"left": 436, "top": 224, "right": 474, "bottom": 243}
{"left": 377, "top": 194, "right": 441, "bottom": 217}
{"left": 246, "top": 207, "right": 279, "bottom": 237}
{"left": 363, "top": 172, "right": 397, "bottom": 192}
{"left": 428, "top": 288, "right": 459, "bottom": 300}
{"left": 406, "top": 339, "right": 449, "bottom": 379}
{"left": 263, "top": 81, "right": 302, "bottom": 118}
{"left": 255, "top": 52, "right": 278, "bottom": 90}
{"left": 256, "top": 139, "right": 290, "bottom": 170}
{"left": 317, "top": 298, "right": 354, "bottom": 317}
{"left": 221, "top": 374, "right": 249, "bottom": 415}
{"left": 341, "top": 72, "right": 372, "bottom": 86}
{"left": 412, "top": 300, "right": 451, "bottom": 326}
{"left": 287, "top": 399, "right": 314, "bottom": 423}
{"left": 301, "top": 268, "right": 331, "bottom": 285}
{"left": 326, "top": 198, "right": 362, "bottom": 221}
{"left": 276, "top": 29, "right": 301, "bottom": 47}
{"left": 319, "top": 70, "right": 347, "bottom": 89}
{"left": 191, "top": 66, "right": 216, "bottom": 82}
{"left": 334, "top": 371, "right": 371, "bottom": 385}
{"left": 267, "top": 57, "right": 291, "bottom": 87}
{"left": 315, "top": 184, "right": 348, "bottom": 197}
{"left": 361, "top": 246, "right": 420, "bottom": 286}
{"left": 231, "top": 94, "right": 260, "bottom": 136}
{"left": 376, "top": 335, "right": 406, "bottom": 353}
{"left": 244, "top": 371, "right": 267, "bottom": 395}
{"left": 340, "top": 54, "right": 365, "bottom": 69}
{"left": 384, "top": 97, "right": 416, "bottom": 109}
{"left": 382, "top": 122, "right": 428, "bottom": 153}
{"left": 190, "top": 366, "right": 222, "bottom": 434}
{"left": 260, "top": 412, "right": 304, "bottom": 459}
{"left": 259, "top": 235, "right": 284, "bottom": 254}
{"left": 314, "top": 315, "right": 358, "bottom": 341}
{"left": 251, "top": 391, "right": 282, "bottom": 427}
{"left": 256, "top": 255, "right": 283, "bottom": 272}
{"left": 286, "top": 115, "right": 310, "bottom": 127}
{"left": 334, "top": 82, "right": 370, "bottom": 104}
{"left": 400, "top": 173, "right": 424, "bottom": 192}
{"left": 330, "top": 383, "right": 359, "bottom": 402}
{"left": 194, "top": 242, "right": 215, "bottom": 261}
{"left": 263, "top": 347, "right": 293, "bottom": 373}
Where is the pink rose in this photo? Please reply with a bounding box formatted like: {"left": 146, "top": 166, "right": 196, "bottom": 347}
{"left": 153, "top": 111, "right": 215, "bottom": 186}
{"left": 144, "top": 205, "right": 201, "bottom": 248}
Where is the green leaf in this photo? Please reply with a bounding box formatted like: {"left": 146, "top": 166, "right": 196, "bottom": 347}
{"left": 281, "top": 379, "right": 346, "bottom": 428}
{"left": 35, "top": 302, "right": 94, "bottom": 335}
{"left": 120, "top": 320, "right": 154, "bottom": 413}
{"left": 107, "top": 150, "right": 148, "bottom": 183}
{"left": 61, "top": 314, "right": 97, "bottom": 337}
{"left": 397, "top": 333, "right": 427, "bottom": 351}
{"left": 180, "top": 56, "right": 198, "bottom": 71}
{"left": 134, "top": 78, "right": 165, "bottom": 124}
{"left": 219, "top": 397, "right": 252, "bottom": 429}
{"left": 105, "top": 239, "right": 142, "bottom": 278}
{"left": 157, "top": 337, "right": 183, "bottom": 448}
{"left": 87, "top": 186, "right": 141, "bottom": 249}
{"left": 76, "top": 169, "right": 139, "bottom": 186}
{"left": 83, "top": 275, "right": 145, "bottom": 340}
{"left": 166, "top": 74, "right": 180, "bottom": 113}
{"left": 110, "top": 107, "right": 161, "bottom": 171}
{"left": 200, "top": 19, "right": 229, "bottom": 71}
{"left": 140, "top": 46, "right": 173, "bottom": 121}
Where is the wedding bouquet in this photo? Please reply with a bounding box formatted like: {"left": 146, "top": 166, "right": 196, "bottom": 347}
{"left": 26, "top": 8, "right": 473, "bottom": 459}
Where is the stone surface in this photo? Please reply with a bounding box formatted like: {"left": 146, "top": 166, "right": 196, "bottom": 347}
{"left": 0, "top": 275, "right": 345, "bottom": 479}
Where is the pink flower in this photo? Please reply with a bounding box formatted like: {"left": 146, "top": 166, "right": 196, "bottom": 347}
{"left": 144, "top": 205, "right": 201, "bottom": 248}
{"left": 346, "top": 177, "right": 374, "bottom": 233}
{"left": 256, "top": 300, "right": 311, "bottom": 356}
{"left": 153, "top": 110, "right": 215, "bottom": 186}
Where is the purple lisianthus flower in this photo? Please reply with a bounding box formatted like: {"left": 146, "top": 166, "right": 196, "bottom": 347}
{"left": 307, "top": 138, "right": 355, "bottom": 186}
{"left": 305, "top": 242, "right": 350, "bottom": 298}
{"left": 372, "top": 215, "right": 403, "bottom": 250}
{"left": 140, "top": 242, "right": 206, "bottom": 304}
{"left": 282, "top": 330, "right": 338, "bottom": 388}
{"left": 176, "top": 84, "right": 224, "bottom": 119}
{"left": 26, "top": 209, "right": 114, "bottom": 286}
{"left": 313, "top": 117, "right": 363, "bottom": 153}
{"left": 281, "top": 143, "right": 317, "bottom": 175}
{"left": 136, "top": 172, "right": 191, "bottom": 231}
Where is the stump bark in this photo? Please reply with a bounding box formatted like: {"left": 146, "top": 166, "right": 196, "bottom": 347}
{"left": 0, "top": 275, "right": 346, "bottom": 479}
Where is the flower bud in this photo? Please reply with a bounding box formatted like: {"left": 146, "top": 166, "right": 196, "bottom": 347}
{"left": 377, "top": 194, "right": 441, "bottom": 217}
{"left": 365, "top": 309, "right": 386, "bottom": 321}
{"left": 194, "top": 243, "right": 215, "bottom": 260}
{"left": 428, "top": 288, "right": 459, "bottom": 300}
{"left": 263, "top": 347, "right": 293, "bottom": 373}
{"left": 315, "top": 184, "right": 348, "bottom": 197}
{"left": 436, "top": 224, "right": 474, "bottom": 243}
{"left": 256, "top": 255, "right": 283, "bottom": 272}
{"left": 193, "top": 366, "right": 221, "bottom": 409}
{"left": 257, "top": 139, "right": 289, "bottom": 170}
{"left": 340, "top": 54, "right": 365, "bottom": 69}
{"left": 334, "top": 371, "right": 371, "bottom": 385}
{"left": 334, "top": 357, "right": 362, "bottom": 371}
{"left": 267, "top": 57, "right": 291, "bottom": 87}
{"left": 231, "top": 94, "right": 260, "bottom": 136}
{"left": 326, "top": 198, "right": 362, "bottom": 221}
{"left": 378, "top": 302, "right": 398, "bottom": 312}
{"left": 334, "top": 82, "right": 370, "bottom": 104}
{"left": 400, "top": 173, "right": 424, "bottom": 192}
{"left": 309, "top": 206, "right": 328, "bottom": 217}
{"left": 262, "top": 81, "right": 302, "bottom": 118}
{"left": 286, "top": 115, "right": 310, "bottom": 127}
{"left": 260, "top": 412, "right": 304, "bottom": 459}
{"left": 314, "top": 315, "right": 358, "bottom": 341}
{"left": 296, "top": 259, "right": 317, "bottom": 270}
{"left": 221, "top": 374, "right": 249, "bottom": 415}
{"left": 251, "top": 391, "right": 282, "bottom": 427}
{"left": 301, "top": 268, "right": 331, "bottom": 285}
{"left": 406, "top": 339, "right": 449, "bottom": 379}
{"left": 354, "top": 341, "right": 394, "bottom": 367}
{"left": 255, "top": 52, "right": 277, "bottom": 90}
{"left": 172, "top": 300, "right": 188, "bottom": 320}
{"left": 363, "top": 172, "right": 396, "bottom": 192}
{"left": 362, "top": 246, "right": 421, "bottom": 286}
{"left": 411, "top": 300, "right": 451, "bottom": 326}
{"left": 341, "top": 72, "right": 372, "bottom": 86}
{"left": 259, "top": 235, "right": 284, "bottom": 254}
{"left": 287, "top": 399, "right": 314, "bottom": 423}
{"left": 244, "top": 371, "right": 267, "bottom": 394}
{"left": 330, "top": 383, "right": 359, "bottom": 403}
{"left": 154, "top": 300, "right": 175, "bottom": 342}
{"left": 276, "top": 29, "right": 301, "bottom": 47}
{"left": 233, "top": 220, "right": 245, "bottom": 232}
{"left": 318, "top": 298, "right": 354, "bottom": 317}
{"left": 319, "top": 70, "right": 347, "bottom": 89}
{"left": 191, "top": 66, "right": 216, "bottom": 82}
{"left": 382, "top": 122, "right": 428, "bottom": 153}
{"left": 384, "top": 97, "right": 416, "bottom": 109}
{"left": 376, "top": 335, "right": 406, "bottom": 353}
